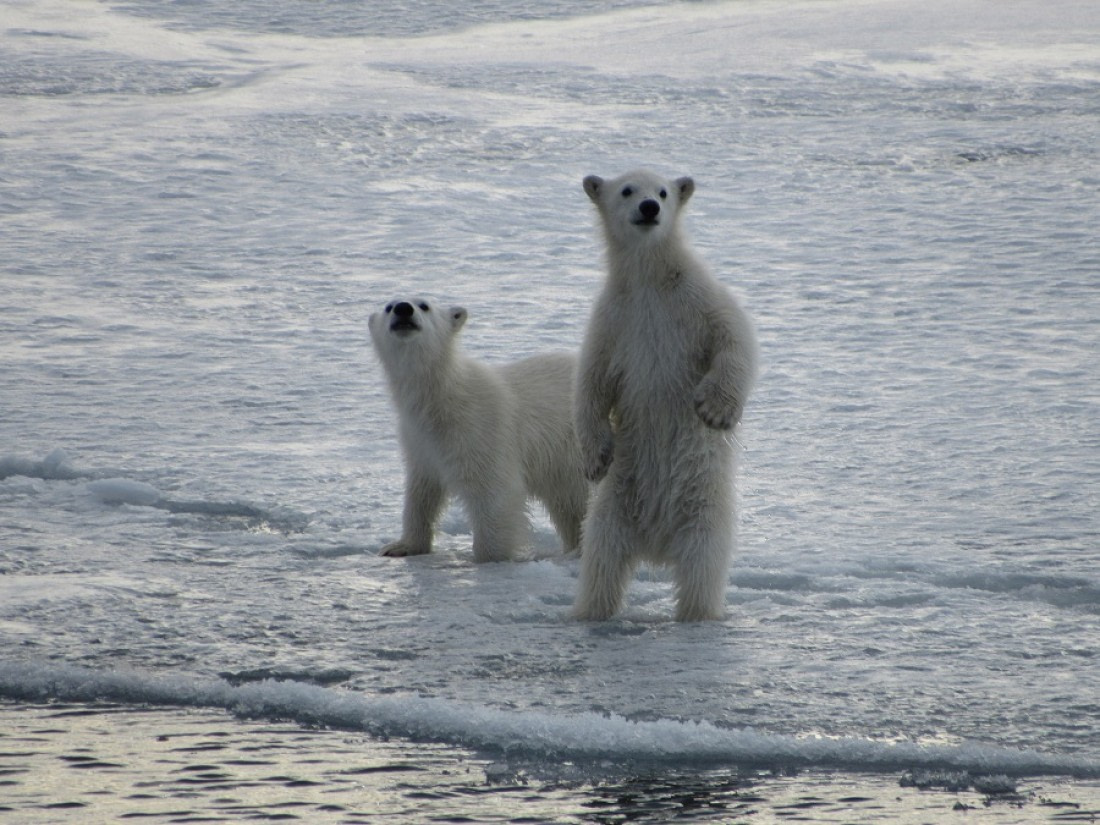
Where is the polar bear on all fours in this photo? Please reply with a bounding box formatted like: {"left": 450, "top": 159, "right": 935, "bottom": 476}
{"left": 369, "top": 298, "right": 588, "bottom": 563}
{"left": 573, "top": 170, "right": 758, "bottom": 622}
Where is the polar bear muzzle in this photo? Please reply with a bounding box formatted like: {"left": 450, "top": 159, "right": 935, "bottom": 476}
{"left": 388, "top": 301, "right": 421, "bottom": 335}
{"left": 634, "top": 198, "right": 661, "bottom": 226}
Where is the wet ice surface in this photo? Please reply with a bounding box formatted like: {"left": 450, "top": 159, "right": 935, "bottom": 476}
{"left": 2, "top": 0, "right": 1100, "bottom": 819}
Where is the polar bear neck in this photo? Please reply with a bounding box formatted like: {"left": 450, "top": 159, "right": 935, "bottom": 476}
{"left": 603, "top": 228, "right": 696, "bottom": 289}
{"left": 384, "top": 342, "right": 482, "bottom": 420}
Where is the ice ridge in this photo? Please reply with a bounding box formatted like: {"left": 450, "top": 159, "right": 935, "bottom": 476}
{"left": 1, "top": 660, "right": 1097, "bottom": 779}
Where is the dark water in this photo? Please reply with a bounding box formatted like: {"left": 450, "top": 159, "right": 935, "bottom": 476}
{"left": 4, "top": 702, "right": 1098, "bottom": 824}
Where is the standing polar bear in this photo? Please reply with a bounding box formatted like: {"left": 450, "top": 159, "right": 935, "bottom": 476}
{"left": 369, "top": 298, "right": 588, "bottom": 562}
{"left": 573, "top": 170, "right": 758, "bottom": 621}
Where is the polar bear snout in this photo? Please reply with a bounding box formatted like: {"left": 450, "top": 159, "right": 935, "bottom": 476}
{"left": 388, "top": 301, "right": 421, "bottom": 335}
{"left": 633, "top": 198, "right": 662, "bottom": 227}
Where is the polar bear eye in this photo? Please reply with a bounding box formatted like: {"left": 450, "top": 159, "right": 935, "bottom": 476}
{"left": 621, "top": 186, "right": 633, "bottom": 198}
{"left": 659, "top": 189, "right": 668, "bottom": 199}
{"left": 418, "top": 302, "right": 430, "bottom": 312}
{"left": 384, "top": 303, "right": 394, "bottom": 313}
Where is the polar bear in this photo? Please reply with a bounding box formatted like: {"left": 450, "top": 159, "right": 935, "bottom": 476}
{"left": 573, "top": 170, "right": 758, "bottom": 621}
{"left": 369, "top": 298, "right": 588, "bottom": 562}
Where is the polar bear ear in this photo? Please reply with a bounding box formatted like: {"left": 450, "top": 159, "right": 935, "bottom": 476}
{"left": 449, "top": 307, "right": 468, "bottom": 331}
{"left": 583, "top": 175, "right": 604, "bottom": 204}
{"left": 676, "top": 176, "right": 695, "bottom": 204}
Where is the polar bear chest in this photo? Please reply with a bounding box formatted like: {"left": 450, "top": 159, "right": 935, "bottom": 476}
{"left": 395, "top": 365, "right": 516, "bottom": 489}
{"left": 609, "top": 288, "right": 706, "bottom": 413}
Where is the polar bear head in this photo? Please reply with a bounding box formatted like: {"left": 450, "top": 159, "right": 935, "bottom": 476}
{"left": 369, "top": 298, "right": 468, "bottom": 369}
{"left": 583, "top": 169, "right": 694, "bottom": 248}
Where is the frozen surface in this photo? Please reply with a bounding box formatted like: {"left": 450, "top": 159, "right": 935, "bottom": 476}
{"left": 2, "top": 0, "right": 1099, "bottom": 796}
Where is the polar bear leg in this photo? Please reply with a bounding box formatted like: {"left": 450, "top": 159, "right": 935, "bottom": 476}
{"left": 465, "top": 474, "right": 527, "bottom": 563}
{"left": 541, "top": 480, "right": 588, "bottom": 554}
{"left": 572, "top": 490, "right": 637, "bottom": 620}
{"left": 381, "top": 466, "right": 445, "bottom": 557}
{"left": 671, "top": 519, "right": 733, "bottom": 622}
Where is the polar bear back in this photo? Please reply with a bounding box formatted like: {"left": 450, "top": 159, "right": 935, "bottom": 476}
{"left": 499, "top": 352, "right": 582, "bottom": 492}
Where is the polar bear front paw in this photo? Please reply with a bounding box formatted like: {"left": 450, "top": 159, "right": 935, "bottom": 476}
{"left": 379, "top": 540, "right": 430, "bottom": 558}
{"left": 693, "top": 380, "right": 742, "bottom": 431}
{"left": 584, "top": 435, "right": 614, "bottom": 483}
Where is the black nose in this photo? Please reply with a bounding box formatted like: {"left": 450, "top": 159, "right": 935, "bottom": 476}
{"left": 639, "top": 199, "right": 660, "bottom": 220}
{"left": 393, "top": 301, "right": 414, "bottom": 318}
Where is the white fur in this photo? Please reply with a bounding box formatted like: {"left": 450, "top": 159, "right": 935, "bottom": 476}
{"left": 573, "top": 170, "right": 758, "bottom": 621}
{"left": 369, "top": 298, "right": 588, "bottom": 562}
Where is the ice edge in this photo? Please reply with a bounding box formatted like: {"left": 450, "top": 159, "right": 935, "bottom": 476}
{"left": 1, "top": 660, "right": 1097, "bottom": 778}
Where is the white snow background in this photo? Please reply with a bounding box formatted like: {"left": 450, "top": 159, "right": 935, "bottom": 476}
{"left": 2, "top": 0, "right": 1099, "bottom": 791}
